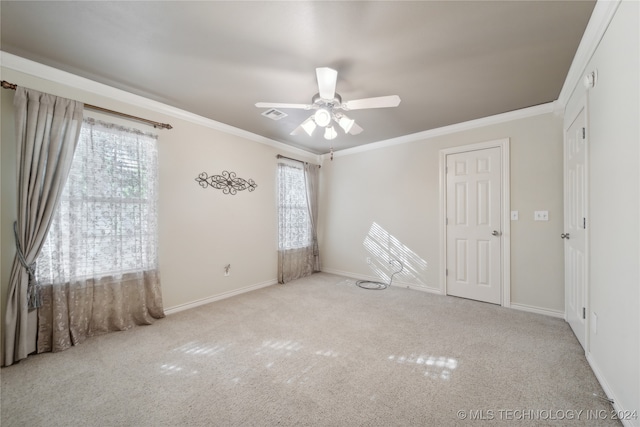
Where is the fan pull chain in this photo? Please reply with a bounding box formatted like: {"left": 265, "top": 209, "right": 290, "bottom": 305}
{"left": 330, "top": 146, "right": 334, "bottom": 161}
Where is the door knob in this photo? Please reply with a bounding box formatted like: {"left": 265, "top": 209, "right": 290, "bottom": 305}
{"left": 561, "top": 233, "right": 570, "bottom": 239}
{"left": 492, "top": 230, "right": 501, "bottom": 236}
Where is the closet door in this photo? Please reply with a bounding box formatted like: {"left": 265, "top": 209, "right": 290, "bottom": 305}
{"left": 446, "top": 146, "right": 502, "bottom": 305}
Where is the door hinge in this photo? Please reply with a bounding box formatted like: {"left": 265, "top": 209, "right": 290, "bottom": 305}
{"left": 582, "top": 307, "right": 586, "bottom": 319}
{"left": 582, "top": 127, "right": 586, "bottom": 139}
{"left": 583, "top": 217, "right": 586, "bottom": 229}
{"left": 446, "top": 268, "right": 449, "bottom": 276}
{"left": 446, "top": 218, "right": 448, "bottom": 225}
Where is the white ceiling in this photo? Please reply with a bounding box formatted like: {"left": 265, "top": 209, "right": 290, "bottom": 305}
{"left": 1, "top": 1, "right": 595, "bottom": 154}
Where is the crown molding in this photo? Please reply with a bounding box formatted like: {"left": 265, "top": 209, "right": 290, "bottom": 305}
{"left": 556, "top": 0, "right": 621, "bottom": 107}
{"left": 0, "top": 51, "right": 320, "bottom": 162}
{"left": 321, "top": 102, "right": 555, "bottom": 160}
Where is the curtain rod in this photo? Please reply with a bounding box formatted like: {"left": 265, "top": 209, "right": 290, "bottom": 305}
{"left": 1, "top": 80, "right": 173, "bottom": 130}
{"left": 276, "top": 154, "right": 320, "bottom": 168}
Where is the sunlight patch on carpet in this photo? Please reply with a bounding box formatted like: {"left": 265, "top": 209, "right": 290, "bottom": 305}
{"left": 173, "top": 341, "right": 227, "bottom": 356}
{"left": 388, "top": 353, "right": 458, "bottom": 381}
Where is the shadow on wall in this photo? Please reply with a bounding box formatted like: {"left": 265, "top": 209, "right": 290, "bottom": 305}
{"left": 363, "top": 222, "right": 429, "bottom": 287}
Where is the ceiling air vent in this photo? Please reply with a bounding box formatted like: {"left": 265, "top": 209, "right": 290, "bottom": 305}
{"left": 261, "top": 108, "right": 288, "bottom": 121}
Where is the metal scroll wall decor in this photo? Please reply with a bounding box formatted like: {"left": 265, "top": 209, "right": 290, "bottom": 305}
{"left": 195, "top": 170, "right": 257, "bottom": 195}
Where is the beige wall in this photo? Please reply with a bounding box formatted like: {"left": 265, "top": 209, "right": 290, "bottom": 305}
{"left": 0, "top": 66, "right": 318, "bottom": 360}
{"left": 564, "top": 0, "right": 639, "bottom": 416}
{"left": 319, "top": 112, "right": 565, "bottom": 313}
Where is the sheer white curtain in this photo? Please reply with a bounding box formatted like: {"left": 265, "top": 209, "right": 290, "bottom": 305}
{"left": 35, "top": 118, "right": 164, "bottom": 353}
{"left": 277, "top": 161, "right": 320, "bottom": 283}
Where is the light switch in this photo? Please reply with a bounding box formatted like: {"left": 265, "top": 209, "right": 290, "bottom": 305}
{"left": 534, "top": 211, "right": 549, "bottom": 221}
{"left": 511, "top": 211, "right": 519, "bottom": 220}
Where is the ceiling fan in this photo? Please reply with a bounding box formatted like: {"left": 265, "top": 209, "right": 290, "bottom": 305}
{"left": 256, "top": 67, "right": 401, "bottom": 140}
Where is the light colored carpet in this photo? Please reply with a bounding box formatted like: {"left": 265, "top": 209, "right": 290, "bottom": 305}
{"left": 1, "top": 273, "right": 619, "bottom": 426}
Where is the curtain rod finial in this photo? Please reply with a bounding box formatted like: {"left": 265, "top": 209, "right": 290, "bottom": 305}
{"left": 1, "top": 80, "right": 18, "bottom": 90}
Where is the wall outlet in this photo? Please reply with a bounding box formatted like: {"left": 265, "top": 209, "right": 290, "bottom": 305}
{"left": 366, "top": 257, "right": 371, "bottom": 264}
{"left": 511, "top": 211, "right": 519, "bottom": 220}
{"left": 534, "top": 210, "right": 549, "bottom": 221}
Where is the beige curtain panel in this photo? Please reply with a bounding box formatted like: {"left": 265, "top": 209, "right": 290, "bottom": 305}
{"left": 4, "top": 87, "right": 84, "bottom": 366}
{"left": 304, "top": 163, "right": 321, "bottom": 273}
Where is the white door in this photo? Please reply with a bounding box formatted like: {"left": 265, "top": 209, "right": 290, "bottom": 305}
{"left": 446, "top": 147, "right": 502, "bottom": 304}
{"left": 564, "top": 108, "right": 588, "bottom": 350}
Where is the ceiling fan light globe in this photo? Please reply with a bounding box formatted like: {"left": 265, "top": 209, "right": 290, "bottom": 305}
{"left": 314, "top": 108, "right": 331, "bottom": 127}
{"left": 324, "top": 126, "right": 337, "bottom": 140}
{"left": 338, "top": 116, "right": 355, "bottom": 134}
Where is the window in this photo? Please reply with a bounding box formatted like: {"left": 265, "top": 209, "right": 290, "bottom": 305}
{"left": 36, "top": 118, "right": 159, "bottom": 284}
{"left": 277, "top": 162, "right": 311, "bottom": 250}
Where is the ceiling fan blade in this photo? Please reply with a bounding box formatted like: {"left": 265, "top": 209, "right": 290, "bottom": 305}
{"left": 342, "top": 95, "right": 401, "bottom": 110}
{"left": 255, "top": 102, "right": 312, "bottom": 110}
{"left": 290, "top": 116, "right": 316, "bottom": 136}
{"left": 316, "top": 67, "right": 338, "bottom": 100}
{"left": 348, "top": 122, "right": 363, "bottom": 135}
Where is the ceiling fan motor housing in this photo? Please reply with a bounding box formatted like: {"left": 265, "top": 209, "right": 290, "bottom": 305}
{"left": 312, "top": 93, "right": 342, "bottom": 108}
{"left": 312, "top": 93, "right": 344, "bottom": 128}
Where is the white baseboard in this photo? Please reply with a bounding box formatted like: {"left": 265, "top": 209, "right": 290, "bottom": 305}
{"left": 321, "top": 268, "right": 443, "bottom": 295}
{"left": 510, "top": 302, "right": 565, "bottom": 319}
{"left": 323, "top": 269, "right": 569, "bottom": 319}
{"left": 321, "top": 268, "right": 378, "bottom": 282}
{"left": 164, "top": 279, "right": 277, "bottom": 315}
{"left": 586, "top": 353, "right": 638, "bottom": 427}
{"left": 389, "top": 280, "right": 443, "bottom": 295}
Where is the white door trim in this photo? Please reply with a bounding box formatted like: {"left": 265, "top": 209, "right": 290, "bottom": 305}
{"left": 439, "top": 138, "right": 511, "bottom": 307}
